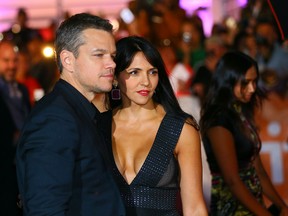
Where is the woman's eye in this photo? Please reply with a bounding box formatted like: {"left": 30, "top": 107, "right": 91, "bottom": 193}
{"left": 129, "top": 70, "right": 138, "bottom": 75}
{"left": 149, "top": 69, "right": 158, "bottom": 75}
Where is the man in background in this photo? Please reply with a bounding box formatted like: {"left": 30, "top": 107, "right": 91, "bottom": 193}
{"left": 0, "top": 40, "right": 30, "bottom": 215}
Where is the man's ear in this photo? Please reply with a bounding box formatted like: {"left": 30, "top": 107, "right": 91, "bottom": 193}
{"left": 60, "top": 50, "right": 74, "bottom": 72}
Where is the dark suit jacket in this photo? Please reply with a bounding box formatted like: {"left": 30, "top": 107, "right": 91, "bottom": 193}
{"left": 0, "top": 94, "right": 22, "bottom": 215}
{"left": 16, "top": 79, "right": 125, "bottom": 216}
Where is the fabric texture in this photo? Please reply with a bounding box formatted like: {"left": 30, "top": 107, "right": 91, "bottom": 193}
{"left": 210, "top": 165, "right": 264, "bottom": 216}
{"left": 110, "top": 113, "right": 186, "bottom": 216}
{"left": 16, "top": 79, "right": 125, "bottom": 216}
{"left": 203, "top": 107, "right": 263, "bottom": 215}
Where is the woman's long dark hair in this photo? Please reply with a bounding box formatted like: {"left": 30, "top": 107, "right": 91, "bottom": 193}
{"left": 200, "top": 51, "right": 265, "bottom": 136}
{"left": 111, "top": 36, "right": 198, "bottom": 128}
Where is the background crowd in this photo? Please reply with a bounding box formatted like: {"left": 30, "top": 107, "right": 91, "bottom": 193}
{"left": 0, "top": 0, "right": 288, "bottom": 215}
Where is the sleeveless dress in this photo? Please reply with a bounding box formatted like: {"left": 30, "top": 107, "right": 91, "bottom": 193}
{"left": 203, "top": 108, "right": 265, "bottom": 216}
{"left": 111, "top": 113, "right": 186, "bottom": 216}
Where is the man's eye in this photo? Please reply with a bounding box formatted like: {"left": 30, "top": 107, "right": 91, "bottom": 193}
{"left": 94, "top": 53, "right": 104, "bottom": 57}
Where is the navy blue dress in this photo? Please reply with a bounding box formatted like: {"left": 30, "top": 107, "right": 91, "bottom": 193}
{"left": 110, "top": 113, "right": 186, "bottom": 216}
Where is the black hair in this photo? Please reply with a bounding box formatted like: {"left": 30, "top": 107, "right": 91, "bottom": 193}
{"left": 200, "top": 51, "right": 265, "bottom": 136}
{"left": 112, "top": 36, "right": 198, "bottom": 128}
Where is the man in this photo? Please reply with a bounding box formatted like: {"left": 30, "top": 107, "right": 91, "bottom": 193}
{"left": 0, "top": 40, "right": 31, "bottom": 133}
{"left": 0, "top": 94, "right": 21, "bottom": 216}
{"left": 0, "top": 40, "right": 30, "bottom": 216}
{"left": 3, "top": 8, "right": 40, "bottom": 51}
{"left": 255, "top": 18, "right": 288, "bottom": 95}
{"left": 16, "top": 13, "right": 125, "bottom": 216}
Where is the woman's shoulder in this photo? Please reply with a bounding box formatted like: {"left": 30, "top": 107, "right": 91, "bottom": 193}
{"left": 165, "top": 111, "right": 199, "bottom": 131}
{"left": 208, "top": 108, "right": 238, "bottom": 131}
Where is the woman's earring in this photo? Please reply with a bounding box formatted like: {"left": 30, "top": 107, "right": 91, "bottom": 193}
{"left": 111, "top": 80, "right": 121, "bottom": 100}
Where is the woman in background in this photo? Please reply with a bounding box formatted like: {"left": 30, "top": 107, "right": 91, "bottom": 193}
{"left": 108, "top": 36, "right": 208, "bottom": 215}
{"left": 200, "top": 51, "right": 288, "bottom": 215}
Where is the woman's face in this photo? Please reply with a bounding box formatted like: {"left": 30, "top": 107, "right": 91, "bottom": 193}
{"left": 233, "top": 66, "right": 257, "bottom": 103}
{"left": 117, "top": 52, "right": 159, "bottom": 106}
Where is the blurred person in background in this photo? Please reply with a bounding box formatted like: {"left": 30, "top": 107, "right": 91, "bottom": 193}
{"left": 134, "top": 0, "right": 187, "bottom": 46}
{"left": 158, "top": 45, "right": 199, "bottom": 120}
{"left": 233, "top": 30, "right": 258, "bottom": 59}
{"left": 191, "top": 35, "right": 229, "bottom": 105}
{"left": 0, "top": 40, "right": 30, "bottom": 216}
{"left": 210, "top": 24, "right": 231, "bottom": 48}
{"left": 0, "top": 94, "right": 21, "bottom": 216}
{"left": 2, "top": 7, "right": 40, "bottom": 51}
{"left": 0, "top": 40, "right": 31, "bottom": 142}
{"left": 239, "top": 0, "right": 273, "bottom": 34}
{"left": 116, "top": 0, "right": 151, "bottom": 39}
{"left": 200, "top": 51, "right": 288, "bottom": 215}
{"left": 27, "top": 35, "right": 58, "bottom": 94}
{"left": 255, "top": 18, "right": 288, "bottom": 97}
{"left": 150, "top": 0, "right": 187, "bottom": 46}
{"left": 190, "top": 35, "right": 229, "bottom": 208}
{"left": 16, "top": 49, "right": 44, "bottom": 106}
{"left": 176, "top": 15, "right": 206, "bottom": 69}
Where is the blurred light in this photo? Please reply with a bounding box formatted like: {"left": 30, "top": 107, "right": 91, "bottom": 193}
{"left": 268, "top": 121, "right": 281, "bottom": 137}
{"left": 13, "top": 46, "right": 19, "bottom": 53}
{"left": 225, "top": 17, "right": 237, "bottom": 29}
{"left": 0, "top": 33, "right": 3, "bottom": 41}
{"left": 34, "top": 89, "right": 45, "bottom": 101}
{"left": 42, "top": 45, "right": 54, "bottom": 58}
{"left": 237, "top": 0, "right": 248, "bottom": 7}
{"left": 163, "top": 39, "right": 171, "bottom": 46}
{"left": 110, "top": 19, "right": 119, "bottom": 33}
{"left": 120, "top": 8, "right": 135, "bottom": 24}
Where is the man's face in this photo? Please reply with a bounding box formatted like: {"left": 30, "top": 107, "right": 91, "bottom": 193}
{"left": 256, "top": 23, "right": 276, "bottom": 47}
{"left": 63, "top": 29, "right": 116, "bottom": 101}
{"left": 0, "top": 43, "right": 18, "bottom": 82}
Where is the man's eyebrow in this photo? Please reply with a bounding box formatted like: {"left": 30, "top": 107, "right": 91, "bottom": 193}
{"left": 92, "top": 48, "right": 107, "bottom": 52}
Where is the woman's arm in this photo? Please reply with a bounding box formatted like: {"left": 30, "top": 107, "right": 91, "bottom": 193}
{"left": 207, "top": 126, "right": 272, "bottom": 216}
{"left": 175, "top": 123, "right": 208, "bottom": 216}
{"left": 254, "top": 155, "right": 288, "bottom": 215}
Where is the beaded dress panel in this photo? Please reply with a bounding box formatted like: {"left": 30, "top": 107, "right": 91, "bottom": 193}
{"left": 111, "top": 113, "right": 185, "bottom": 216}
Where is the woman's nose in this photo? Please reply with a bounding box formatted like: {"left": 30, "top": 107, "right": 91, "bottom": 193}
{"left": 140, "top": 74, "right": 150, "bottom": 86}
{"left": 248, "top": 82, "right": 256, "bottom": 93}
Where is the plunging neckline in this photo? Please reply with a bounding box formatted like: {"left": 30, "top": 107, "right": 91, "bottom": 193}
{"left": 112, "top": 113, "right": 168, "bottom": 186}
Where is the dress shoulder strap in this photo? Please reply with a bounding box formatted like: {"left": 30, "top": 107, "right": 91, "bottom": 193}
{"left": 135, "top": 113, "right": 185, "bottom": 186}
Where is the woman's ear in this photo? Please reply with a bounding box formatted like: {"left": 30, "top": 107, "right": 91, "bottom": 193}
{"left": 60, "top": 50, "right": 74, "bottom": 72}
{"left": 113, "top": 78, "right": 118, "bottom": 88}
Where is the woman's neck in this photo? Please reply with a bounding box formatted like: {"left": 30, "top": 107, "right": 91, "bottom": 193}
{"left": 113, "top": 102, "right": 165, "bottom": 122}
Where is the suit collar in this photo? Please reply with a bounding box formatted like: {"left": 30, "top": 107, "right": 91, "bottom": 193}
{"left": 55, "top": 79, "right": 99, "bottom": 122}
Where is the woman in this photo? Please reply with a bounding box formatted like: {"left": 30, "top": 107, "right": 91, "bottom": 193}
{"left": 176, "top": 16, "right": 206, "bottom": 69}
{"left": 108, "top": 36, "right": 208, "bottom": 215}
{"left": 200, "top": 51, "right": 288, "bottom": 215}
